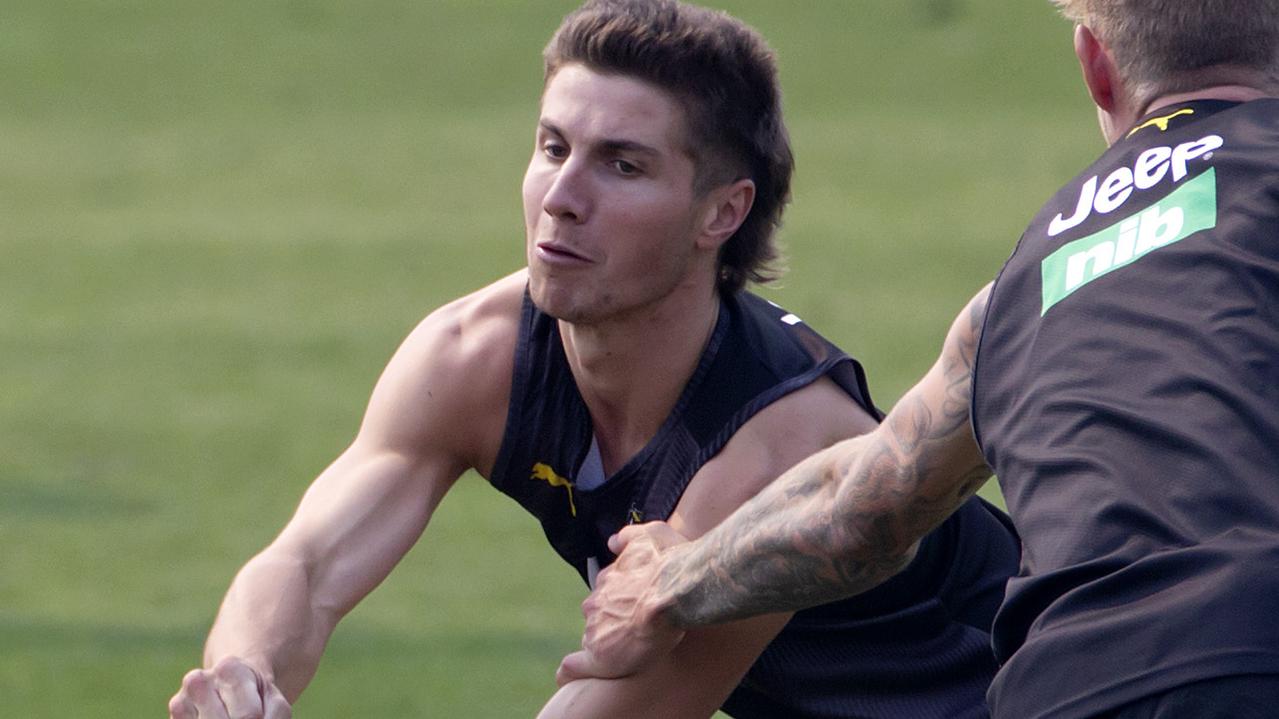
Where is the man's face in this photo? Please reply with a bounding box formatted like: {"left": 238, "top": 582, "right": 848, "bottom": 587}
{"left": 523, "top": 63, "right": 712, "bottom": 324}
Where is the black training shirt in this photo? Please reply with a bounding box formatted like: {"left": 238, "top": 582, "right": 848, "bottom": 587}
{"left": 974, "top": 99, "right": 1279, "bottom": 719}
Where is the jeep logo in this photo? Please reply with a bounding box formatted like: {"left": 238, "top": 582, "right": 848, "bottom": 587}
{"left": 1048, "top": 134, "right": 1223, "bottom": 237}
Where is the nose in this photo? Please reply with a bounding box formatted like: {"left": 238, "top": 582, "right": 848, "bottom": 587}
{"left": 542, "top": 158, "right": 590, "bottom": 224}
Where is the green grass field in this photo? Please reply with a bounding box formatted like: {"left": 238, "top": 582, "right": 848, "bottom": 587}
{"left": 2, "top": 1, "right": 1101, "bottom": 715}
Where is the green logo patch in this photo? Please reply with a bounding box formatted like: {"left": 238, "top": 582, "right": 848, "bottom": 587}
{"left": 1040, "top": 168, "right": 1217, "bottom": 315}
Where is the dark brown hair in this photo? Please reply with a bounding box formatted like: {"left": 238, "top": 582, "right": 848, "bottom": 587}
{"left": 544, "top": 0, "right": 793, "bottom": 294}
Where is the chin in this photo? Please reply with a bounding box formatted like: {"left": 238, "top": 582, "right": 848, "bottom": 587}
{"left": 528, "top": 276, "right": 594, "bottom": 323}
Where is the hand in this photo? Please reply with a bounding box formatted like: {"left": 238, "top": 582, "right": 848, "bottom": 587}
{"left": 556, "top": 522, "right": 690, "bottom": 684}
{"left": 168, "top": 657, "right": 292, "bottom": 719}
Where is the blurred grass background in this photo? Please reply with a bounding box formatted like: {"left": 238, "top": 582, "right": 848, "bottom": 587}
{"left": 1, "top": 0, "right": 1101, "bottom": 715}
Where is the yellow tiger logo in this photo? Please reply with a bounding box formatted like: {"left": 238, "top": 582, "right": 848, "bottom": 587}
{"left": 1127, "top": 108, "right": 1194, "bottom": 137}
{"left": 531, "top": 462, "right": 576, "bottom": 517}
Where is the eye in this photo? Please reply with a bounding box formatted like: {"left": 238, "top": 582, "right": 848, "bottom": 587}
{"left": 612, "top": 159, "right": 640, "bottom": 175}
{"left": 543, "top": 142, "right": 568, "bottom": 160}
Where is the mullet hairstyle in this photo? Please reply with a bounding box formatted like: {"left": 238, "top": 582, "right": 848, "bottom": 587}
{"left": 543, "top": 0, "right": 793, "bottom": 295}
{"left": 1051, "top": 0, "right": 1279, "bottom": 97}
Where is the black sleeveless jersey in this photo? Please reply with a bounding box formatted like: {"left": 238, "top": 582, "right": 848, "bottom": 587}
{"left": 973, "top": 99, "right": 1279, "bottom": 719}
{"left": 491, "top": 288, "right": 1021, "bottom": 718}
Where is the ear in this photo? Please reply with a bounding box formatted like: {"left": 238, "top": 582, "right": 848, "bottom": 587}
{"left": 695, "top": 178, "right": 756, "bottom": 252}
{"left": 1075, "top": 24, "right": 1120, "bottom": 114}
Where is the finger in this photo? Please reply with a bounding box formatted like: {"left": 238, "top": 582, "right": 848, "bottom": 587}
{"left": 555, "top": 651, "right": 583, "bottom": 686}
{"left": 556, "top": 650, "right": 617, "bottom": 685}
{"left": 168, "top": 691, "right": 197, "bottom": 719}
{"left": 611, "top": 521, "right": 686, "bottom": 554}
{"left": 589, "top": 564, "right": 613, "bottom": 590}
{"left": 609, "top": 525, "right": 656, "bottom": 554}
{"left": 262, "top": 682, "right": 293, "bottom": 719}
{"left": 612, "top": 523, "right": 656, "bottom": 549}
{"left": 643, "top": 521, "right": 689, "bottom": 547}
{"left": 212, "top": 658, "right": 265, "bottom": 719}
{"left": 579, "top": 589, "right": 597, "bottom": 619}
{"left": 182, "top": 668, "right": 231, "bottom": 719}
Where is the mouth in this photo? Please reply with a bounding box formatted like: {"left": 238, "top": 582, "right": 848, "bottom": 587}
{"left": 536, "top": 241, "right": 592, "bottom": 265}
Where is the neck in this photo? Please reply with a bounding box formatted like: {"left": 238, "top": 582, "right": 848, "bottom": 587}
{"left": 1105, "top": 79, "right": 1276, "bottom": 145}
{"left": 560, "top": 279, "right": 722, "bottom": 475}
{"left": 1140, "top": 84, "right": 1271, "bottom": 117}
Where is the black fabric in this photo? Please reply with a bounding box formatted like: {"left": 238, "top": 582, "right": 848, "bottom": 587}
{"left": 1103, "top": 674, "right": 1279, "bottom": 719}
{"left": 973, "top": 99, "right": 1279, "bottom": 719}
{"left": 489, "top": 289, "right": 881, "bottom": 581}
{"left": 491, "top": 288, "right": 1021, "bottom": 718}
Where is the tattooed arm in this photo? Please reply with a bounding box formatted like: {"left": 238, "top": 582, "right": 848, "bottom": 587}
{"left": 559, "top": 285, "right": 994, "bottom": 680}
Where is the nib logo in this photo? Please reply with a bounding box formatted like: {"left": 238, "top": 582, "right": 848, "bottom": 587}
{"left": 1040, "top": 168, "right": 1217, "bottom": 315}
{"left": 1064, "top": 204, "right": 1184, "bottom": 289}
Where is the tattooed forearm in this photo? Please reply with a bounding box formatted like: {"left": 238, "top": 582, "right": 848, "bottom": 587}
{"left": 652, "top": 289, "right": 994, "bottom": 628}
{"left": 655, "top": 443, "right": 878, "bottom": 624}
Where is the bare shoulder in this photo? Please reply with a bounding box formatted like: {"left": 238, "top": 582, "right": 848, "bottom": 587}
{"left": 404, "top": 269, "right": 526, "bottom": 378}
{"left": 358, "top": 269, "right": 526, "bottom": 475}
{"left": 929, "top": 281, "right": 993, "bottom": 399}
{"left": 670, "top": 377, "right": 878, "bottom": 538}
{"left": 955, "top": 283, "right": 992, "bottom": 348}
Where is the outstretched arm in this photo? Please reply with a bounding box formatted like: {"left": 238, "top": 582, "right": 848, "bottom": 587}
{"left": 168, "top": 277, "right": 520, "bottom": 717}
{"left": 562, "top": 285, "right": 995, "bottom": 679}
{"left": 171, "top": 436, "right": 462, "bottom": 718}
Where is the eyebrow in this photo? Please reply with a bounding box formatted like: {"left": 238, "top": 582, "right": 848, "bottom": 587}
{"left": 538, "top": 120, "right": 663, "bottom": 158}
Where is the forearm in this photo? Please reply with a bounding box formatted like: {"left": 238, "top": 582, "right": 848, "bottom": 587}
{"left": 540, "top": 678, "right": 717, "bottom": 719}
{"left": 656, "top": 410, "right": 990, "bottom": 627}
{"left": 652, "top": 436, "right": 910, "bottom": 626}
{"left": 203, "top": 550, "right": 335, "bottom": 702}
{"left": 542, "top": 613, "right": 786, "bottom": 719}
{"left": 539, "top": 678, "right": 677, "bottom": 719}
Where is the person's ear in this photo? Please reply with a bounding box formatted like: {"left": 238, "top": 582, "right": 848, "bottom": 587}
{"left": 696, "top": 178, "right": 756, "bottom": 251}
{"left": 1075, "top": 24, "right": 1121, "bottom": 114}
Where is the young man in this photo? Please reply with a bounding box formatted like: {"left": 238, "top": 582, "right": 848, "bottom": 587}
{"left": 167, "top": 2, "right": 1018, "bottom": 717}
{"left": 566, "top": 1, "right": 1279, "bottom": 717}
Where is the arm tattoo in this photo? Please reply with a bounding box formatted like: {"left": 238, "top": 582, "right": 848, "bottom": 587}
{"left": 657, "top": 291, "right": 994, "bottom": 627}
